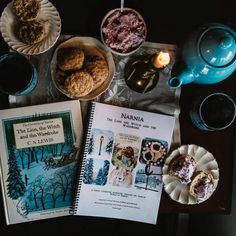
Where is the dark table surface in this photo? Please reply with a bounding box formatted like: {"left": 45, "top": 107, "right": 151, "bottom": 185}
{"left": 0, "top": 0, "right": 236, "bottom": 234}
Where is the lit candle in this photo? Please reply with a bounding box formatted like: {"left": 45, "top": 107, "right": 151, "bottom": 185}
{"left": 153, "top": 51, "right": 170, "bottom": 69}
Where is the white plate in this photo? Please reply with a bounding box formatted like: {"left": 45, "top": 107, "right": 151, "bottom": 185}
{"left": 0, "top": 0, "right": 61, "bottom": 55}
{"left": 162, "top": 144, "right": 219, "bottom": 204}
{"left": 50, "top": 36, "right": 115, "bottom": 101}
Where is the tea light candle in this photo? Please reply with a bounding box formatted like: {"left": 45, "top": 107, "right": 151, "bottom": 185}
{"left": 153, "top": 51, "right": 170, "bottom": 69}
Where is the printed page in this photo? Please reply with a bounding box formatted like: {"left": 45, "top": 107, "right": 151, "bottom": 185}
{"left": 0, "top": 101, "right": 83, "bottom": 224}
{"left": 76, "top": 102, "right": 175, "bottom": 224}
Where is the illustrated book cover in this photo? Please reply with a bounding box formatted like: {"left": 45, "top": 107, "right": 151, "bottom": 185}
{"left": 71, "top": 102, "right": 175, "bottom": 224}
{"left": 0, "top": 100, "right": 83, "bottom": 224}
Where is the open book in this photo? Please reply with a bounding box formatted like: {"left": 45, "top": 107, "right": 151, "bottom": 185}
{"left": 71, "top": 102, "right": 175, "bottom": 224}
{"left": 0, "top": 100, "right": 83, "bottom": 224}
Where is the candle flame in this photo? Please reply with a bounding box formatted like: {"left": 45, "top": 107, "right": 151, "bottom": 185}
{"left": 153, "top": 51, "right": 170, "bottom": 68}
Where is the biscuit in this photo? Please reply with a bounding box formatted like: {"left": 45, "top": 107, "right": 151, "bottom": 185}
{"left": 18, "top": 20, "right": 45, "bottom": 45}
{"left": 57, "top": 47, "right": 85, "bottom": 71}
{"left": 13, "top": 0, "right": 40, "bottom": 21}
{"left": 84, "top": 55, "right": 108, "bottom": 90}
{"left": 189, "top": 171, "right": 215, "bottom": 202}
{"left": 64, "top": 71, "right": 93, "bottom": 97}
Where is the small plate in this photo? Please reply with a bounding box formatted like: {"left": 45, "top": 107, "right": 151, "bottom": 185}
{"left": 50, "top": 36, "right": 115, "bottom": 101}
{"left": 162, "top": 144, "right": 219, "bottom": 204}
{"left": 0, "top": 0, "right": 61, "bottom": 55}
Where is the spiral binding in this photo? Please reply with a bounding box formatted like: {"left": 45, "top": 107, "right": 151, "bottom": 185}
{"left": 70, "top": 101, "right": 96, "bottom": 215}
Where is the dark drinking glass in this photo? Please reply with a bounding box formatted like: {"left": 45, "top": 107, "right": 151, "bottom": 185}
{"left": 0, "top": 52, "right": 38, "bottom": 96}
{"left": 190, "top": 93, "right": 236, "bottom": 131}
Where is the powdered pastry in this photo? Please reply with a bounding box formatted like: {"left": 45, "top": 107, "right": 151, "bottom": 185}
{"left": 168, "top": 154, "right": 197, "bottom": 184}
{"left": 189, "top": 171, "right": 216, "bottom": 202}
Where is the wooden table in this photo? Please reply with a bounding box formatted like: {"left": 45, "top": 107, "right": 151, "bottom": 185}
{"left": 0, "top": 0, "right": 236, "bottom": 234}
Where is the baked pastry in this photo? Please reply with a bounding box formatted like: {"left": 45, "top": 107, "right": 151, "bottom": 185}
{"left": 57, "top": 47, "right": 85, "bottom": 71}
{"left": 84, "top": 55, "right": 108, "bottom": 90}
{"left": 189, "top": 171, "right": 216, "bottom": 202}
{"left": 63, "top": 71, "right": 93, "bottom": 97}
{"left": 13, "top": 0, "right": 40, "bottom": 21}
{"left": 17, "top": 20, "right": 45, "bottom": 45}
{"left": 168, "top": 154, "right": 197, "bottom": 184}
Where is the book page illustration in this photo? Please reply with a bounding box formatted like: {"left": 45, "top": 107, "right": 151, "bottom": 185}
{"left": 83, "top": 158, "right": 110, "bottom": 186}
{"left": 76, "top": 102, "right": 175, "bottom": 224}
{"left": 139, "top": 137, "right": 168, "bottom": 166}
{"left": 2, "top": 111, "right": 79, "bottom": 222}
{"left": 87, "top": 128, "right": 114, "bottom": 159}
{"left": 111, "top": 133, "right": 140, "bottom": 170}
{"left": 109, "top": 133, "right": 140, "bottom": 188}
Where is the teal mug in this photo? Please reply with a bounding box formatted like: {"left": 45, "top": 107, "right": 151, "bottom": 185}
{"left": 0, "top": 52, "right": 38, "bottom": 96}
{"left": 190, "top": 93, "right": 236, "bottom": 131}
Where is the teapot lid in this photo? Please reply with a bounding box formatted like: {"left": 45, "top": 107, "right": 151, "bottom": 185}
{"left": 199, "top": 28, "right": 236, "bottom": 67}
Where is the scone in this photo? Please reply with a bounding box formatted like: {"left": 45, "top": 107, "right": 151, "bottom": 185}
{"left": 18, "top": 20, "right": 45, "bottom": 45}
{"left": 189, "top": 171, "right": 216, "bottom": 202}
{"left": 13, "top": 0, "right": 40, "bottom": 21}
{"left": 168, "top": 154, "right": 197, "bottom": 184}
{"left": 84, "top": 55, "right": 108, "bottom": 90}
{"left": 64, "top": 71, "right": 93, "bottom": 97}
{"left": 57, "top": 47, "right": 85, "bottom": 71}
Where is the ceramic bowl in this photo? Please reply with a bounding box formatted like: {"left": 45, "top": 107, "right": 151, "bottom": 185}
{"left": 50, "top": 36, "right": 115, "bottom": 101}
{"left": 100, "top": 8, "right": 147, "bottom": 56}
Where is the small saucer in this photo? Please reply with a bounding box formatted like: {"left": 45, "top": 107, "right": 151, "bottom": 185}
{"left": 162, "top": 144, "right": 219, "bottom": 204}
{"left": 0, "top": 0, "right": 61, "bottom": 55}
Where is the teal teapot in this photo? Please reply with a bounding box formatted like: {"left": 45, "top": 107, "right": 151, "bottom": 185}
{"left": 168, "top": 23, "right": 236, "bottom": 88}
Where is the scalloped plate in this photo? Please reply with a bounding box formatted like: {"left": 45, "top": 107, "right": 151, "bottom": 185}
{"left": 50, "top": 36, "right": 115, "bottom": 101}
{"left": 162, "top": 144, "right": 219, "bottom": 204}
{"left": 0, "top": 0, "right": 61, "bottom": 55}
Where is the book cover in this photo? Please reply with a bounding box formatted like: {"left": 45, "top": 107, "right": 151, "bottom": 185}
{"left": 0, "top": 100, "right": 83, "bottom": 224}
{"left": 72, "top": 102, "right": 175, "bottom": 224}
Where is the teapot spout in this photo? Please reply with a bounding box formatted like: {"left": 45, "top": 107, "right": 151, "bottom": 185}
{"left": 168, "top": 71, "right": 195, "bottom": 88}
{"left": 168, "top": 77, "right": 183, "bottom": 88}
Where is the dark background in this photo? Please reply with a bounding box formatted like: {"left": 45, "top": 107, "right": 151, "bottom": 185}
{"left": 0, "top": 0, "right": 236, "bottom": 235}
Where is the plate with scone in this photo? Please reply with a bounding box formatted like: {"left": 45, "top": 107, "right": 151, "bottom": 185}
{"left": 50, "top": 36, "right": 115, "bottom": 101}
{"left": 162, "top": 144, "right": 219, "bottom": 204}
{"left": 0, "top": 0, "right": 61, "bottom": 55}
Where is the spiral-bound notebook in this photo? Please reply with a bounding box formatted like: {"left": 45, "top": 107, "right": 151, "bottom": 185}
{"left": 71, "top": 102, "right": 175, "bottom": 224}
{"left": 0, "top": 100, "right": 83, "bottom": 224}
